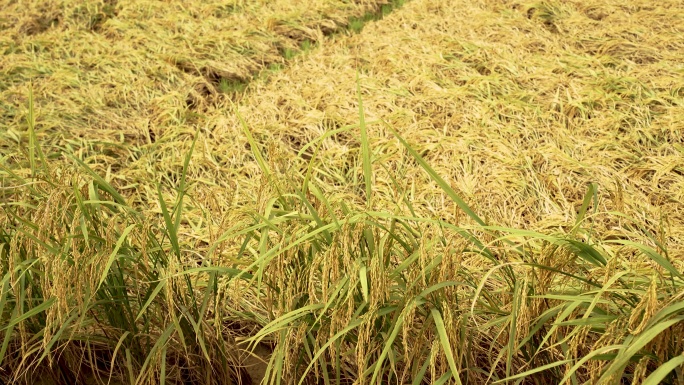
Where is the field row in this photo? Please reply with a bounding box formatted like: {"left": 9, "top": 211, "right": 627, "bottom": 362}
{"left": 1, "top": 0, "right": 397, "bottom": 147}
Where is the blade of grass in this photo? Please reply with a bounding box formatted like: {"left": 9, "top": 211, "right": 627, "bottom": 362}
{"left": 410, "top": 354, "right": 432, "bottom": 385}
{"left": 506, "top": 280, "right": 522, "bottom": 380}
{"left": 430, "top": 308, "right": 463, "bottom": 385}
{"left": 27, "top": 85, "right": 36, "bottom": 177}
{"left": 125, "top": 348, "right": 134, "bottom": 385}
{"left": 381, "top": 121, "right": 485, "bottom": 226}
{"left": 642, "top": 354, "right": 684, "bottom": 385}
{"left": 645, "top": 301, "right": 684, "bottom": 329}
{"left": 135, "top": 322, "right": 175, "bottom": 385}
{"left": 26, "top": 85, "right": 48, "bottom": 177}
{"left": 109, "top": 331, "right": 130, "bottom": 382}
{"left": 247, "top": 304, "right": 325, "bottom": 348}
{"left": 573, "top": 183, "right": 597, "bottom": 233}
{"left": 135, "top": 281, "right": 166, "bottom": 322}
{"left": 38, "top": 311, "right": 79, "bottom": 363}
{"left": 173, "top": 128, "right": 199, "bottom": 243}
{"left": 157, "top": 187, "right": 180, "bottom": 258}
{"left": 160, "top": 346, "right": 167, "bottom": 385}
{"left": 0, "top": 274, "right": 13, "bottom": 365}
{"left": 607, "top": 239, "right": 682, "bottom": 279}
{"left": 69, "top": 155, "right": 129, "bottom": 208}
{"left": 598, "top": 318, "right": 683, "bottom": 383}
{"left": 370, "top": 308, "right": 405, "bottom": 385}
{"left": 359, "top": 264, "right": 369, "bottom": 303}
{"left": 557, "top": 345, "right": 623, "bottom": 384}
{"left": 495, "top": 359, "right": 572, "bottom": 384}
{"left": 297, "top": 318, "right": 364, "bottom": 385}
{"left": 356, "top": 73, "right": 372, "bottom": 207}
{"left": 236, "top": 108, "right": 289, "bottom": 211}
{"left": 97, "top": 224, "right": 136, "bottom": 291}
{"left": 1, "top": 297, "right": 56, "bottom": 332}
{"left": 433, "top": 370, "right": 453, "bottom": 385}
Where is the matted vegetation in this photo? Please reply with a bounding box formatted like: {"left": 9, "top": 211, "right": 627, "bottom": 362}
{"left": 1, "top": 0, "right": 684, "bottom": 384}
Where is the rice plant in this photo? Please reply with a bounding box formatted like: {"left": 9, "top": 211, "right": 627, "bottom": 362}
{"left": 2, "top": 0, "right": 683, "bottom": 384}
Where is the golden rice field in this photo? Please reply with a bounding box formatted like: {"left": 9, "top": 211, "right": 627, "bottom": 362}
{"left": 1, "top": 0, "right": 684, "bottom": 383}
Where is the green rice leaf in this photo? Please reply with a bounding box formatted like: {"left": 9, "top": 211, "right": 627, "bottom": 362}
{"left": 97, "top": 224, "right": 136, "bottom": 291}
{"left": 598, "top": 318, "right": 682, "bottom": 383}
{"left": 431, "top": 308, "right": 463, "bottom": 385}
{"left": 642, "top": 354, "right": 684, "bottom": 385}
{"left": 357, "top": 74, "right": 373, "bottom": 206}
{"left": 383, "top": 121, "right": 485, "bottom": 226}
